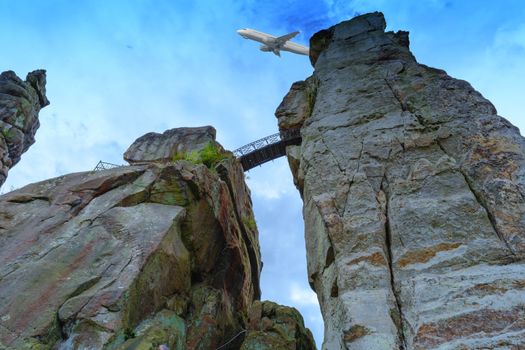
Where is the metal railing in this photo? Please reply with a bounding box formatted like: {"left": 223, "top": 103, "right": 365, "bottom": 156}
{"left": 233, "top": 128, "right": 301, "bottom": 157}
{"left": 233, "top": 133, "right": 281, "bottom": 157}
{"left": 93, "top": 161, "right": 124, "bottom": 171}
{"left": 234, "top": 128, "right": 301, "bottom": 171}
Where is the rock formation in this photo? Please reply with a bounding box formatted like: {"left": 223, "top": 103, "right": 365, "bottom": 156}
{"left": 124, "top": 126, "right": 221, "bottom": 165}
{"left": 0, "top": 70, "right": 49, "bottom": 187}
{"left": 0, "top": 126, "right": 315, "bottom": 349}
{"left": 277, "top": 12, "right": 525, "bottom": 350}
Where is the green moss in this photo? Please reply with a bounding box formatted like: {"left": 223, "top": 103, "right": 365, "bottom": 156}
{"left": 149, "top": 180, "right": 189, "bottom": 206}
{"left": 14, "top": 113, "right": 26, "bottom": 129}
{"left": 242, "top": 215, "right": 257, "bottom": 231}
{"left": 19, "top": 338, "right": 49, "bottom": 350}
{"left": 111, "top": 311, "right": 186, "bottom": 350}
{"left": 305, "top": 79, "right": 318, "bottom": 118}
{"left": 1, "top": 127, "right": 14, "bottom": 140}
{"left": 241, "top": 330, "right": 293, "bottom": 349}
{"left": 171, "top": 152, "right": 186, "bottom": 161}
{"left": 124, "top": 328, "right": 135, "bottom": 340}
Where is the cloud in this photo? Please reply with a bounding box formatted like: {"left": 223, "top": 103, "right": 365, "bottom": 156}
{"left": 246, "top": 158, "right": 298, "bottom": 200}
{"left": 452, "top": 22, "right": 525, "bottom": 134}
{"left": 289, "top": 282, "right": 319, "bottom": 306}
{"left": 493, "top": 23, "right": 525, "bottom": 55}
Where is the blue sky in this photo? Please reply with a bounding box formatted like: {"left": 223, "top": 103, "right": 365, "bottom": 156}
{"left": 1, "top": 0, "right": 524, "bottom": 347}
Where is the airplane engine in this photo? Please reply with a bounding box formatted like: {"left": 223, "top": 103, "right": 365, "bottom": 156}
{"left": 259, "top": 45, "right": 272, "bottom": 52}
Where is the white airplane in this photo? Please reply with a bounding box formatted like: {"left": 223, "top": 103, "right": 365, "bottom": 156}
{"left": 237, "top": 28, "right": 309, "bottom": 57}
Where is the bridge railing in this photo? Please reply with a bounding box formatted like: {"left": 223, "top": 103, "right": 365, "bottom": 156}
{"left": 233, "top": 128, "right": 301, "bottom": 157}
{"left": 233, "top": 133, "right": 280, "bottom": 157}
{"left": 93, "top": 161, "right": 124, "bottom": 171}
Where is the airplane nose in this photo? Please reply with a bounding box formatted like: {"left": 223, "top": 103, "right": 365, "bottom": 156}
{"left": 237, "top": 29, "right": 247, "bottom": 38}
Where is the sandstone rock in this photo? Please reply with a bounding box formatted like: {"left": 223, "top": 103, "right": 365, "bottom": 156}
{"left": 0, "top": 70, "right": 49, "bottom": 186}
{"left": 277, "top": 12, "right": 525, "bottom": 350}
{"left": 241, "top": 300, "right": 316, "bottom": 350}
{"left": 123, "top": 126, "right": 220, "bottom": 164}
{"left": 0, "top": 126, "right": 315, "bottom": 349}
{"left": 0, "top": 127, "right": 260, "bottom": 349}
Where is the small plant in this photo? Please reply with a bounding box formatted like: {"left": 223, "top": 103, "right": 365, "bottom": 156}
{"left": 243, "top": 215, "right": 257, "bottom": 231}
{"left": 171, "top": 152, "right": 186, "bottom": 161}
{"left": 171, "top": 142, "right": 230, "bottom": 169}
{"left": 199, "top": 142, "right": 229, "bottom": 168}
{"left": 123, "top": 327, "right": 135, "bottom": 340}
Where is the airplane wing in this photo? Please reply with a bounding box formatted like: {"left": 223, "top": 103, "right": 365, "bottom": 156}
{"left": 276, "top": 31, "right": 299, "bottom": 44}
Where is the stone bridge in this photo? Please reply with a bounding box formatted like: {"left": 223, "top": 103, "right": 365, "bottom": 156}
{"left": 94, "top": 128, "right": 301, "bottom": 172}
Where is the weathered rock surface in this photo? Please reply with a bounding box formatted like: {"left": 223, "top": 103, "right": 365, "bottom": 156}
{"left": 0, "top": 70, "right": 49, "bottom": 187}
{"left": 277, "top": 12, "right": 525, "bottom": 350}
{"left": 241, "top": 301, "right": 316, "bottom": 350}
{"left": 124, "top": 126, "right": 220, "bottom": 165}
{"left": 0, "top": 127, "right": 315, "bottom": 349}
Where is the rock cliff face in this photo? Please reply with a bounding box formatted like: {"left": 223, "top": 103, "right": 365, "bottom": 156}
{"left": 0, "top": 126, "right": 315, "bottom": 349}
{"left": 0, "top": 70, "right": 49, "bottom": 187}
{"left": 277, "top": 12, "right": 525, "bottom": 350}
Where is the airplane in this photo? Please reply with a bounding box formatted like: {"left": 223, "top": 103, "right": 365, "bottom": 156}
{"left": 237, "top": 28, "right": 309, "bottom": 57}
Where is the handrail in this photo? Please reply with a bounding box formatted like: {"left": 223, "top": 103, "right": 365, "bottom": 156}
{"left": 93, "top": 161, "right": 123, "bottom": 171}
{"left": 232, "top": 129, "right": 301, "bottom": 158}
{"left": 234, "top": 128, "right": 301, "bottom": 170}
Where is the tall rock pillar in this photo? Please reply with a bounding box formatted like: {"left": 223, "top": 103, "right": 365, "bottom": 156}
{"left": 0, "top": 70, "right": 49, "bottom": 187}
{"left": 277, "top": 12, "right": 525, "bottom": 350}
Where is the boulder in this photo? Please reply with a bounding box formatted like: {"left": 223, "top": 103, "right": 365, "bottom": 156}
{"left": 241, "top": 300, "right": 316, "bottom": 350}
{"left": 123, "top": 126, "right": 219, "bottom": 164}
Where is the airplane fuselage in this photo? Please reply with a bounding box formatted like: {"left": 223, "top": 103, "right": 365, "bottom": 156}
{"left": 237, "top": 28, "right": 309, "bottom": 56}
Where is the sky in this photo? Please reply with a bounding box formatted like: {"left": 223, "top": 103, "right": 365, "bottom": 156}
{"left": 1, "top": 0, "right": 524, "bottom": 347}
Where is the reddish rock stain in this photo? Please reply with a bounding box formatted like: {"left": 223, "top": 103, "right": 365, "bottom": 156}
{"left": 414, "top": 307, "right": 525, "bottom": 348}
{"left": 7, "top": 238, "right": 98, "bottom": 341}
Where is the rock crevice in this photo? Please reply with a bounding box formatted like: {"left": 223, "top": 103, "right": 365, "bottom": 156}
{"left": 381, "top": 178, "right": 407, "bottom": 350}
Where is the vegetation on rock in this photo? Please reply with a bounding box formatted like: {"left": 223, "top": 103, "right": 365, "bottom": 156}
{"left": 172, "top": 141, "right": 231, "bottom": 169}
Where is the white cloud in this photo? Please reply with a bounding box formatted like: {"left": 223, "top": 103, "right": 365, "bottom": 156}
{"left": 452, "top": 23, "right": 525, "bottom": 135}
{"left": 246, "top": 158, "right": 297, "bottom": 200}
{"left": 289, "top": 282, "right": 319, "bottom": 306}
{"left": 493, "top": 23, "right": 525, "bottom": 51}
